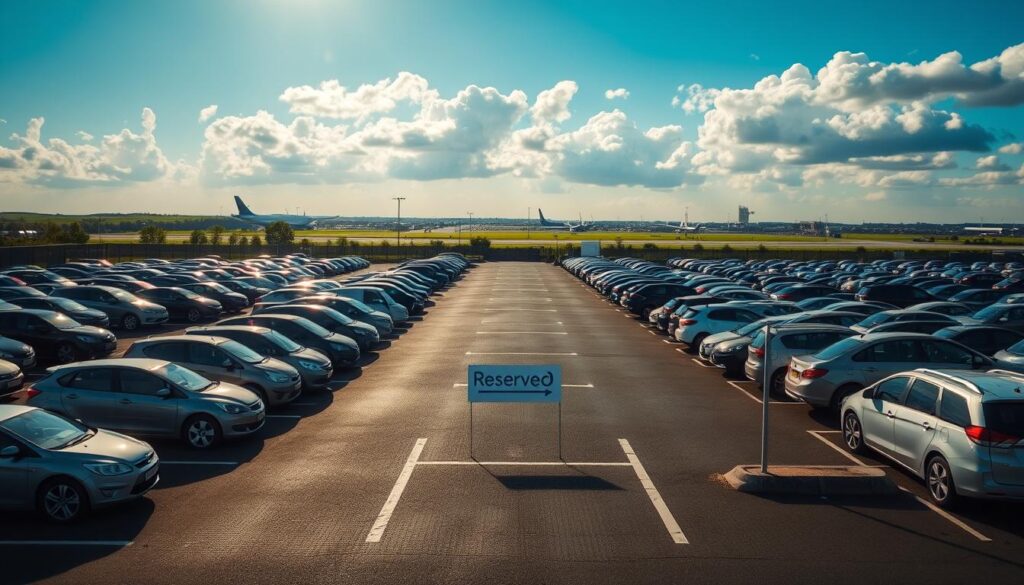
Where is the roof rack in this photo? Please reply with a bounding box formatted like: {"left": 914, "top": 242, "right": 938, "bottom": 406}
{"left": 914, "top": 368, "right": 982, "bottom": 394}
{"left": 984, "top": 369, "right": 1024, "bottom": 383}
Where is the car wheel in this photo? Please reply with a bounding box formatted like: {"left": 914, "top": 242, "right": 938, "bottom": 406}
{"left": 842, "top": 411, "right": 867, "bottom": 454}
{"left": 689, "top": 333, "right": 707, "bottom": 353}
{"left": 183, "top": 415, "right": 222, "bottom": 449}
{"left": 122, "top": 313, "right": 140, "bottom": 331}
{"left": 37, "top": 477, "right": 89, "bottom": 523}
{"left": 926, "top": 455, "right": 959, "bottom": 509}
{"left": 186, "top": 308, "right": 202, "bottom": 323}
{"left": 55, "top": 343, "right": 78, "bottom": 364}
{"left": 769, "top": 368, "right": 787, "bottom": 397}
{"left": 830, "top": 384, "right": 862, "bottom": 413}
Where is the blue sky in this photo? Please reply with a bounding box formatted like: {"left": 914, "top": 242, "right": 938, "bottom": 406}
{"left": 1, "top": 0, "right": 1022, "bottom": 222}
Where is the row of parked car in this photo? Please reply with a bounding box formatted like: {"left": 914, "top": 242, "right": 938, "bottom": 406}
{"left": 0, "top": 253, "right": 472, "bottom": 522}
{"left": 562, "top": 255, "right": 1024, "bottom": 508}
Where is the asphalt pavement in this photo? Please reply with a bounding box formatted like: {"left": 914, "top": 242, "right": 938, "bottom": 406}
{"left": 3, "top": 261, "right": 1024, "bottom": 584}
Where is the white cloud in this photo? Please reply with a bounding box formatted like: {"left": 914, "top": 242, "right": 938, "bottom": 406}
{"left": 279, "top": 72, "right": 437, "bottom": 121}
{"left": 604, "top": 88, "right": 630, "bottom": 100}
{"left": 76, "top": 131, "right": 94, "bottom": 142}
{"left": 198, "top": 104, "right": 219, "bottom": 123}
{"left": 999, "top": 142, "right": 1023, "bottom": 154}
{"left": 976, "top": 155, "right": 1010, "bottom": 171}
{"left": 864, "top": 190, "right": 887, "bottom": 201}
{"left": 531, "top": 81, "right": 578, "bottom": 125}
{"left": 0, "top": 108, "right": 179, "bottom": 187}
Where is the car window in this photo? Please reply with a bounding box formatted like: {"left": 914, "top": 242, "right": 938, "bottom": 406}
{"left": 708, "top": 309, "right": 733, "bottom": 320}
{"left": 187, "top": 342, "right": 229, "bottom": 366}
{"left": 857, "top": 339, "right": 925, "bottom": 363}
{"left": 938, "top": 391, "right": 972, "bottom": 428}
{"left": 904, "top": 379, "right": 940, "bottom": 415}
{"left": 874, "top": 377, "right": 909, "bottom": 402}
{"left": 141, "top": 342, "right": 187, "bottom": 362}
{"left": 65, "top": 368, "right": 116, "bottom": 392}
{"left": 119, "top": 369, "right": 168, "bottom": 396}
{"left": 922, "top": 341, "right": 974, "bottom": 365}
{"left": 982, "top": 401, "right": 1024, "bottom": 436}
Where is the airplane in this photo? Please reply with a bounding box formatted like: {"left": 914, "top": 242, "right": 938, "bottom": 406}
{"left": 654, "top": 208, "right": 704, "bottom": 233}
{"left": 230, "top": 196, "right": 340, "bottom": 228}
{"left": 537, "top": 209, "right": 591, "bottom": 233}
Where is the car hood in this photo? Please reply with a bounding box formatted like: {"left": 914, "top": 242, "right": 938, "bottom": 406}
{"left": 199, "top": 381, "right": 259, "bottom": 404}
{"left": 0, "top": 360, "right": 20, "bottom": 375}
{"left": 704, "top": 331, "right": 744, "bottom": 346}
{"left": 60, "top": 428, "right": 152, "bottom": 462}
{"left": 327, "top": 333, "right": 359, "bottom": 350}
{"left": 0, "top": 336, "right": 32, "bottom": 355}
{"left": 74, "top": 308, "right": 109, "bottom": 320}
{"left": 293, "top": 347, "right": 332, "bottom": 367}
{"left": 254, "top": 357, "right": 299, "bottom": 377}
{"left": 69, "top": 325, "right": 115, "bottom": 339}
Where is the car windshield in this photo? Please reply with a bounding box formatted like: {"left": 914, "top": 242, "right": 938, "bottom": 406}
{"left": 51, "top": 298, "right": 89, "bottom": 312}
{"left": 856, "top": 312, "right": 892, "bottom": 328}
{"left": 266, "top": 330, "right": 303, "bottom": 352}
{"left": 738, "top": 319, "right": 773, "bottom": 336}
{"left": 343, "top": 298, "right": 375, "bottom": 314}
{"left": 159, "top": 363, "right": 214, "bottom": 391}
{"left": 0, "top": 409, "right": 91, "bottom": 450}
{"left": 177, "top": 288, "right": 201, "bottom": 299}
{"left": 297, "top": 319, "right": 332, "bottom": 337}
{"left": 1006, "top": 339, "right": 1024, "bottom": 354}
{"left": 39, "top": 312, "right": 82, "bottom": 330}
{"left": 111, "top": 289, "right": 138, "bottom": 302}
{"left": 207, "top": 283, "right": 230, "bottom": 293}
{"left": 974, "top": 305, "right": 1004, "bottom": 320}
{"left": 812, "top": 337, "right": 864, "bottom": 360}
{"left": 221, "top": 340, "right": 265, "bottom": 364}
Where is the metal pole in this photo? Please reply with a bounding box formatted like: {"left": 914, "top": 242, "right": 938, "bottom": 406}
{"left": 527, "top": 207, "right": 531, "bottom": 240}
{"left": 760, "top": 325, "right": 771, "bottom": 473}
{"left": 469, "top": 402, "right": 474, "bottom": 459}
{"left": 558, "top": 401, "right": 562, "bottom": 461}
{"left": 392, "top": 196, "right": 406, "bottom": 251}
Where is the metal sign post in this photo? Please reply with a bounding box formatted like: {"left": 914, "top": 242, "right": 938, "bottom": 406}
{"left": 760, "top": 325, "right": 772, "bottom": 473}
{"left": 467, "top": 364, "right": 563, "bottom": 460}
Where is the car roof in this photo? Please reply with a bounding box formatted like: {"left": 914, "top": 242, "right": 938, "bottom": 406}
{"left": 915, "top": 369, "right": 1024, "bottom": 400}
{"left": 133, "top": 334, "right": 227, "bottom": 345}
{"left": 772, "top": 323, "right": 854, "bottom": 333}
{"left": 0, "top": 404, "right": 34, "bottom": 423}
{"left": 188, "top": 325, "right": 272, "bottom": 335}
{"left": 49, "top": 357, "right": 169, "bottom": 372}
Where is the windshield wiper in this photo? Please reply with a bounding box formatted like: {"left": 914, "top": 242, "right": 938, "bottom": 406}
{"left": 58, "top": 430, "right": 94, "bottom": 449}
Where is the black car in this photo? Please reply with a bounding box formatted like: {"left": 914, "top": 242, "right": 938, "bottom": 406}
{"left": 854, "top": 284, "right": 935, "bottom": 308}
{"left": 135, "top": 287, "right": 223, "bottom": 323}
{"left": 0, "top": 286, "right": 47, "bottom": 302}
{"left": 0, "top": 309, "right": 116, "bottom": 364}
{"left": 77, "top": 277, "right": 155, "bottom": 294}
{"left": 178, "top": 282, "right": 250, "bottom": 312}
{"left": 0, "top": 335, "right": 36, "bottom": 369}
{"left": 252, "top": 304, "right": 379, "bottom": 350}
{"left": 216, "top": 314, "right": 360, "bottom": 367}
{"left": 770, "top": 284, "right": 838, "bottom": 302}
{"left": 220, "top": 279, "right": 270, "bottom": 303}
{"left": 622, "top": 283, "right": 695, "bottom": 317}
{"left": 934, "top": 325, "right": 1024, "bottom": 357}
{"left": 8, "top": 296, "right": 111, "bottom": 328}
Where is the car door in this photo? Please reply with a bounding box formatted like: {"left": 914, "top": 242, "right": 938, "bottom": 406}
{"left": 114, "top": 368, "right": 178, "bottom": 435}
{"left": 59, "top": 368, "right": 121, "bottom": 428}
{"left": 0, "top": 430, "right": 29, "bottom": 508}
{"left": 891, "top": 378, "right": 941, "bottom": 472}
{"left": 861, "top": 376, "right": 910, "bottom": 456}
{"left": 922, "top": 340, "right": 979, "bottom": 371}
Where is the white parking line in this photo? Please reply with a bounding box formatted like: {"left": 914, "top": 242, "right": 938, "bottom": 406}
{"left": 619, "top": 439, "right": 688, "bottom": 544}
{"left": 726, "top": 381, "right": 764, "bottom": 404}
{"left": 160, "top": 460, "right": 239, "bottom": 466}
{"left": 806, "top": 430, "right": 868, "bottom": 466}
{"left": 691, "top": 358, "right": 713, "bottom": 368}
{"left": 465, "top": 352, "right": 578, "bottom": 356}
{"left": 475, "top": 331, "right": 568, "bottom": 335}
{"left": 0, "top": 540, "right": 134, "bottom": 547}
{"left": 483, "top": 308, "right": 557, "bottom": 312}
{"left": 662, "top": 339, "right": 674, "bottom": 344}
{"left": 489, "top": 297, "right": 553, "bottom": 301}
{"left": 416, "top": 461, "right": 632, "bottom": 467}
{"left": 365, "top": 438, "right": 427, "bottom": 543}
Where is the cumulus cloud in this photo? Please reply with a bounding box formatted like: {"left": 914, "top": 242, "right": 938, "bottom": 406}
{"left": 999, "top": 142, "right": 1023, "bottom": 154}
{"left": 0, "top": 108, "right": 178, "bottom": 187}
{"left": 531, "top": 81, "right": 578, "bottom": 125}
{"left": 279, "top": 72, "right": 437, "bottom": 121}
{"left": 198, "top": 104, "right": 219, "bottom": 123}
{"left": 604, "top": 88, "right": 630, "bottom": 100}
{"left": 976, "top": 155, "right": 1010, "bottom": 171}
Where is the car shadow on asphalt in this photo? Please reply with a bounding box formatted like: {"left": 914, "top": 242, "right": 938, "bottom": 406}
{"left": 2, "top": 498, "right": 155, "bottom": 585}
{"left": 493, "top": 475, "right": 625, "bottom": 491}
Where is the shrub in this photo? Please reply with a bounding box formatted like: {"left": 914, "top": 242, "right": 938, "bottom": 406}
{"left": 264, "top": 221, "right": 294, "bottom": 245}
{"left": 189, "top": 229, "right": 208, "bottom": 245}
{"left": 139, "top": 225, "right": 166, "bottom": 244}
{"left": 250, "top": 234, "right": 262, "bottom": 246}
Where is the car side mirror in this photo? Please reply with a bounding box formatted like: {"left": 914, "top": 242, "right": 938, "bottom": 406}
{"left": 862, "top": 388, "right": 875, "bottom": 399}
{"left": 0, "top": 445, "right": 20, "bottom": 458}
{"left": 222, "top": 359, "right": 235, "bottom": 370}
{"left": 156, "top": 388, "right": 171, "bottom": 398}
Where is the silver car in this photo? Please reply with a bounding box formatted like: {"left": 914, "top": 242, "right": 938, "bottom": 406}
{"left": 841, "top": 368, "right": 1024, "bottom": 507}
{"left": 0, "top": 404, "right": 159, "bottom": 522}
{"left": 785, "top": 332, "right": 993, "bottom": 410}
{"left": 744, "top": 323, "right": 855, "bottom": 393}
{"left": 0, "top": 358, "right": 25, "bottom": 398}
{"left": 123, "top": 335, "right": 302, "bottom": 406}
{"left": 52, "top": 285, "right": 168, "bottom": 330}
{"left": 185, "top": 326, "right": 334, "bottom": 390}
{"left": 27, "top": 358, "right": 264, "bottom": 449}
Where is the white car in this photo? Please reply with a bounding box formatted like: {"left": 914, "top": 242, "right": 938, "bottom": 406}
{"left": 674, "top": 304, "right": 765, "bottom": 346}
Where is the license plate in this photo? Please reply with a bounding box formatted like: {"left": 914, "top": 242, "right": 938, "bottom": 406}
{"left": 788, "top": 369, "right": 799, "bottom": 380}
{"left": 145, "top": 466, "right": 158, "bottom": 481}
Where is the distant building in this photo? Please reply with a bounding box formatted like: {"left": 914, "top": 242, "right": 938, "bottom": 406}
{"left": 738, "top": 206, "right": 753, "bottom": 225}
{"left": 798, "top": 221, "right": 828, "bottom": 236}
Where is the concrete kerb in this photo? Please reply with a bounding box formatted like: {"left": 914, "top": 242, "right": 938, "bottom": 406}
{"left": 723, "top": 465, "right": 898, "bottom": 496}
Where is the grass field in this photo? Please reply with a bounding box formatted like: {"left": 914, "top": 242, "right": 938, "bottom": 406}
{"left": 0, "top": 212, "right": 226, "bottom": 224}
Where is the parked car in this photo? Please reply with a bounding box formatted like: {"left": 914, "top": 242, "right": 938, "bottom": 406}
{"left": 850, "top": 310, "right": 959, "bottom": 334}
{"left": 51, "top": 285, "right": 168, "bottom": 330}
{"left": 216, "top": 314, "right": 361, "bottom": 367}
{"left": 26, "top": 359, "right": 265, "bottom": 449}
{"left": 177, "top": 282, "right": 250, "bottom": 312}
{"left": 0, "top": 310, "right": 116, "bottom": 364}
{"left": 934, "top": 326, "right": 1024, "bottom": 357}
{"left": 0, "top": 286, "right": 47, "bottom": 302}
{"left": 289, "top": 295, "right": 394, "bottom": 336}
{"left": 855, "top": 284, "right": 936, "bottom": 308}
{"left": 0, "top": 335, "right": 37, "bottom": 369}
{"left": 0, "top": 359, "right": 25, "bottom": 398}
{"left": 0, "top": 404, "right": 160, "bottom": 522}
{"left": 330, "top": 287, "right": 409, "bottom": 323}
{"left": 905, "top": 301, "right": 974, "bottom": 318}
{"left": 961, "top": 303, "right": 1024, "bottom": 333}
{"left": 864, "top": 320, "right": 959, "bottom": 335}
{"left": 135, "top": 287, "right": 222, "bottom": 323}
{"left": 185, "top": 326, "right": 333, "bottom": 390}
{"left": 252, "top": 304, "right": 380, "bottom": 350}
{"left": 124, "top": 336, "right": 302, "bottom": 406}
{"left": 785, "top": 333, "right": 992, "bottom": 410}
{"left": 992, "top": 339, "right": 1024, "bottom": 373}
{"left": 744, "top": 324, "right": 855, "bottom": 394}
{"left": 674, "top": 304, "right": 766, "bottom": 346}
{"left": 840, "top": 369, "right": 1024, "bottom": 507}
{"left": 8, "top": 296, "right": 111, "bottom": 328}
{"left": 947, "top": 288, "right": 1010, "bottom": 311}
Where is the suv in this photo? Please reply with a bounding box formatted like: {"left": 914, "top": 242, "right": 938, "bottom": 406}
{"left": 744, "top": 324, "right": 855, "bottom": 394}
{"left": 855, "top": 284, "right": 935, "bottom": 308}
{"left": 841, "top": 369, "right": 1024, "bottom": 507}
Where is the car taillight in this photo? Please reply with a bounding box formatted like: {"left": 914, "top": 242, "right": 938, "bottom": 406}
{"left": 964, "top": 425, "right": 1021, "bottom": 447}
{"left": 679, "top": 318, "right": 697, "bottom": 326}
{"left": 24, "top": 386, "right": 41, "bottom": 399}
{"left": 800, "top": 368, "right": 829, "bottom": 379}
{"left": 776, "top": 293, "right": 791, "bottom": 300}
{"left": 751, "top": 347, "right": 765, "bottom": 357}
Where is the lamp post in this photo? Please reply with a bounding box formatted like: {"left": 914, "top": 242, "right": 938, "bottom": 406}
{"left": 392, "top": 196, "right": 406, "bottom": 251}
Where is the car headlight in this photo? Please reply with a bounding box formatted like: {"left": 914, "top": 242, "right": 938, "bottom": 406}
{"left": 298, "top": 359, "right": 323, "bottom": 371}
{"left": 264, "top": 371, "right": 291, "bottom": 383}
{"left": 84, "top": 462, "right": 133, "bottom": 476}
{"left": 724, "top": 344, "right": 745, "bottom": 353}
{"left": 76, "top": 335, "right": 99, "bottom": 343}
{"left": 215, "top": 402, "right": 247, "bottom": 414}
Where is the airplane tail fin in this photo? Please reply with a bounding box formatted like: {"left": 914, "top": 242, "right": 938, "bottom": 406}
{"left": 234, "top": 195, "right": 255, "bottom": 216}
{"left": 538, "top": 209, "right": 547, "bottom": 223}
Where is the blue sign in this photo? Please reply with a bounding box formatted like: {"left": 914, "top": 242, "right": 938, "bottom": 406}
{"left": 468, "top": 364, "right": 562, "bottom": 403}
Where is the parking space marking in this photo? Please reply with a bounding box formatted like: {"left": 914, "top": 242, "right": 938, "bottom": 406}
{"left": 806, "top": 430, "right": 868, "bottom": 466}
{"left": 160, "top": 460, "right": 239, "bottom": 466}
{"left": 662, "top": 339, "right": 674, "bottom": 344}
{"left": 482, "top": 308, "right": 558, "bottom": 312}
{"left": 619, "top": 439, "right": 688, "bottom": 544}
{"left": 724, "top": 381, "right": 804, "bottom": 405}
{"left": 691, "top": 358, "right": 713, "bottom": 368}
{"left": 465, "top": 352, "right": 578, "bottom": 356}
{"left": 365, "top": 438, "right": 427, "bottom": 543}
{"left": 488, "top": 297, "right": 553, "bottom": 302}
{"left": 725, "top": 380, "right": 764, "bottom": 404}
{"left": 475, "top": 331, "right": 569, "bottom": 335}
{"left": 0, "top": 540, "right": 134, "bottom": 547}
{"left": 416, "top": 461, "right": 632, "bottom": 467}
